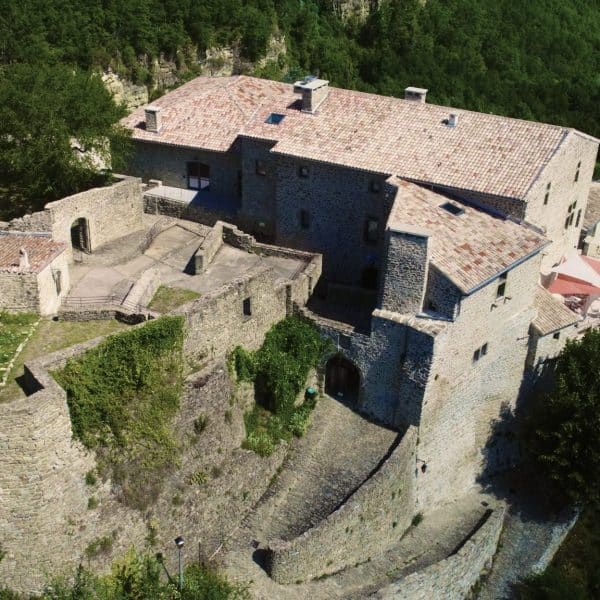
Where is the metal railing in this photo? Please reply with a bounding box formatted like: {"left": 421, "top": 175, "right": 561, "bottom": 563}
{"left": 62, "top": 294, "right": 148, "bottom": 314}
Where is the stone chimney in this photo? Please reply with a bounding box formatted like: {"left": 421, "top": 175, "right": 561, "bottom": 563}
{"left": 404, "top": 87, "right": 428, "bottom": 103}
{"left": 293, "top": 77, "right": 329, "bottom": 113}
{"left": 19, "top": 247, "right": 30, "bottom": 270}
{"left": 447, "top": 113, "right": 459, "bottom": 128}
{"left": 145, "top": 105, "right": 162, "bottom": 133}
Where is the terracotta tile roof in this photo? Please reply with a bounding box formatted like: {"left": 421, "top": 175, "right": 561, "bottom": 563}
{"left": 0, "top": 233, "right": 66, "bottom": 274}
{"left": 387, "top": 180, "right": 549, "bottom": 293}
{"left": 123, "top": 75, "right": 583, "bottom": 199}
{"left": 583, "top": 182, "right": 600, "bottom": 231}
{"left": 532, "top": 286, "right": 580, "bottom": 335}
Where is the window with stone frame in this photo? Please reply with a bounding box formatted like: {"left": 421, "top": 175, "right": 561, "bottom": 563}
{"left": 255, "top": 160, "right": 267, "bottom": 176}
{"left": 187, "top": 162, "right": 210, "bottom": 190}
{"left": 575, "top": 161, "right": 581, "bottom": 182}
{"left": 543, "top": 182, "right": 551, "bottom": 205}
{"left": 472, "top": 342, "right": 489, "bottom": 363}
{"left": 298, "top": 165, "right": 309, "bottom": 178}
{"left": 496, "top": 272, "right": 508, "bottom": 299}
{"left": 243, "top": 297, "right": 252, "bottom": 316}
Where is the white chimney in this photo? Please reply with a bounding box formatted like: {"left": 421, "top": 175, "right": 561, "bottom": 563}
{"left": 448, "top": 113, "right": 459, "bottom": 128}
{"left": 293, "top": 77, "right": 329, "bottom": 113}
{"left": 404, "top": 87, "right": 428, "bottom": 103}
{"left": 19, "top": 247, "right": 30, "bottom": 270}
{"left": 145, "top": 106, "right": 162, "bottom": 133}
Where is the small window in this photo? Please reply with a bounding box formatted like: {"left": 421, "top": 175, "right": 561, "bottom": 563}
{"left": 299, "top": 209, "right": 310, "bottom": 230}
{"left": 369, "top": 179, "right": 381, "bottom": 193}
{"left": 576, "top": 209, "right": 582, "bottom": 228}
{"left": 564, "top": 216, "right": 570, "bottom": 230}
{"left": 568, "top": 212, "right": 575, "bottom": 227}
{"left": 364, "top": 217, "right": 379, "bottom": 245}
{"left": 473, "top": 348, "right": 481, "bottom": 362}
{"left": 187, "top": 162, "right": 210, "bottom": 190}
{"left": 54, "top": 270, "right": 62, "bottom": 295}
{"left": 553, "top": 332, "right": 561, "bottom": 340}
{"left": 237, "top": 170, "right": 242, "bottom": 197}
{"left": 440, "top": 202, "right": 465, "bottom": 216}
{"left": 544, "top": 182, "right": 551, "bottom": 205}
{"left": 255, "top": 160, "right": 266, "bottom": 176}
{"left": 265, "top": 113, "right": 285, "bottom": 125}
{"left": 575, "top": 161, "right": 581, "bottom": 182}
{"left": 481, "top": 343, "right": 488, "bottom": 356}
{"left": 243, "top": 297, "right": 252, "bottom": 316}
{"left": 299, "top": 165, "right": 309, "bottom": 178}
{"left": 473, "top": 342, "right": 488, "bottom": 363}
{"left": 496, "top": 272, "right": 508, "bottom": 299}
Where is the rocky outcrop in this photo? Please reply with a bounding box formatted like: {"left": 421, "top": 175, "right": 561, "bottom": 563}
{"left": 102, "top": 71, "right": 148, "bottom": 111}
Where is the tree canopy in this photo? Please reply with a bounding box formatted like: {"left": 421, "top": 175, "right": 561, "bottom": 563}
{"left": 0, "top": 63, "right": 131, "bottom": 219}
{"left": 527, "top": 329, "right": 600, "bottom": 507}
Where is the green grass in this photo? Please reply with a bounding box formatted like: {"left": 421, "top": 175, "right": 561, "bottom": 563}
{"left": 148, "top": 285, "right": 200, "bottom": 313}
{"left": 0, "top": 312, "right": 38, "bottom": 370}
{"left": 0, "top": 318, "right": 130, "bottom": 403}
{"left": 517, "top": 507, "right": 600, "bottom": 599}
{"left": 53, "top": 316, "right": 185, "bottom": 510}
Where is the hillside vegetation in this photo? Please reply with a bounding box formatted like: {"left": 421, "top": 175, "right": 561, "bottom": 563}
{"left": 1, "top": 0, "right": 598, "bottom": 140}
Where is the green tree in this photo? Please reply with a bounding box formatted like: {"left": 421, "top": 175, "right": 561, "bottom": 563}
{"left": 527, "top": 329, "right": 600, "bottom": 507}
{"left": 0, "top": 63, "right": 131, "bottom": 219}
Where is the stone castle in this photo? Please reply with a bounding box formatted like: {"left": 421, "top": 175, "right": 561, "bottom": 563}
{"left": 0, "top": 74, "right": 598, "bottom": 596}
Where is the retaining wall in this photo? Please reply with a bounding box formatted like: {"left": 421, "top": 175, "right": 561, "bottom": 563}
{"left": 266, "top": 426, "right": 417, "bottom": 583}
{"left": 372, "top": 505, "right": 505, "bottom": 600}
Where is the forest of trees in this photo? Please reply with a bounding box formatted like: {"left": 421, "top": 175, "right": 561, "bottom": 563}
{"left": 0, "top": 0, "right": 598, "bottom": 216}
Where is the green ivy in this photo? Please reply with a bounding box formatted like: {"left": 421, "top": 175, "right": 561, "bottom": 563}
{"left": 233, "top": 316, "right": 331, "bottom": 455}
{"left": 53, "top": 317, "right": 185, "bottom": 509}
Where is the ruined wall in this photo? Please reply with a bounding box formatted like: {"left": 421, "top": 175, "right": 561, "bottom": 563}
{"left": 523, "top": 133, "right": 598, "bottom": 273}
{"left": 128, "top": 141, "right": 241, "bottom": 200}
{"left": 275, "top": 156, "right": 392, "bottom": 283}
{"left": 372, "top": 505, "right": 506, "bottom": 600}
{"left": 36, "top": 250, "right": 70, "bottom": 315}
{"left": 267, "top": 427, "right": 417, "bottom": 584}
{"left": 7, "top": 176, "right": 144, "bottom": 262}
{"left": 416, "top": 255, "right": 541, "bottom": 506}
{"left": 0, "top": 271, "right": 39, "bottom": 312}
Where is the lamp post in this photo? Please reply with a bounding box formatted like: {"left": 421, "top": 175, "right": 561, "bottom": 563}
{"left": 174, "top": 536, "right": 184, "bottom": 592}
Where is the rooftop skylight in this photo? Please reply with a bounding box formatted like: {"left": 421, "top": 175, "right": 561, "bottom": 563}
{"left": 265, "top": 113, "right": 285, "bottom": 125}
{"left": 440, "top": 202, "right": 465, "bottom": 216}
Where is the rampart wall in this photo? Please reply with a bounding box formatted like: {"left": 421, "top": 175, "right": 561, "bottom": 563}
{"left": 266, "top": 427, "right": 417, "bottom": 584}
{"left": 6, "top": 176, "right": 144, "bottom": 262}
{"left": 372, "top": 505, "right": 506, "bottom": 600}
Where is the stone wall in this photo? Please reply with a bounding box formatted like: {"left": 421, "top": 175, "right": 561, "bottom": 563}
{"left": 129, "top": 140, "right": 241, "bottom": 200}
{"left": 274, "top": 156, "right": 392, "bottom": 284}
{"left": 416, "top": 255, "right": 541, "bottom": 506}
{"left": 193, "top": 221, "right": 224, "bottom": 273}
{"left": 0, "top": 271, "right": 39, "bottom": 312}
{"left": 37, "top": 249, "right": 71, "bottom": 315}
{"left": 266, "top": 427, "right": 417, "bottom": 584}
{"left": 523, "top": 133, "right": 598, "bottom": 273}
{"left": 7, "top": 176, "right": 144, "bottom": 262}
{"left": 372, "top": 505, "right": 506, "bottom": 600}
{"left": 144, "top": 193, "right": 237, "bottom": 227}
{"left": 423, "top": 264, "right": 461, "bottom": 320}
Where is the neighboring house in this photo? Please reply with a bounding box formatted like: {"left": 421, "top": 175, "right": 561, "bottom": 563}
{"left": 0, "top": 232, "right": 69, "bottom": 315}
{"left": 581, "top": 182, "right": 600, "bottom": 258}
{"left": 121, "top": 75, "right": 599, "bottom": 503}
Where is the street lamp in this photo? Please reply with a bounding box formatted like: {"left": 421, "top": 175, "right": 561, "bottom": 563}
{"left": 174, "top": 536, "right": 184, "bottom": 591}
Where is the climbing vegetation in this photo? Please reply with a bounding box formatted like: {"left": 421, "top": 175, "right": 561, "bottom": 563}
{"left": 53, "top": 316, "right": 185, "bottom": 509}
{"left": 231, "top": 316, "right": 331, "bottom": 456}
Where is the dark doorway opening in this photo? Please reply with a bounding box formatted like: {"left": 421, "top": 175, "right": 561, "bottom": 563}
{"left": 70, "top": 217, "right": 90, "bottom": 253}
{"left": 325, "top": 355, "right": 360, "bottom": 404}
{"left": 361, "top": 266, "right": 379, "bottom": 290}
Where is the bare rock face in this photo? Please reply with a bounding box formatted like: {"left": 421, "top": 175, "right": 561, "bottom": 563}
{"left": 332, "top": 0, "right": 379, "bottom": 22}
{"left": 201, "top": 46, "right": 236, "bottom": 77}
{"left": 257, "top": 34, "right": 287, "bottom": 69}
{"left": 102, "top": 71, "right": 148, "bottom": 111}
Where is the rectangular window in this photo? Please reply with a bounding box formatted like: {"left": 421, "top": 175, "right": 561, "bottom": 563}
{"left": 575, "top": 161, "right": 581, "bottom": 182}
{"left": 473, "top": 342, "right": 488, "bottom": 363}
{"left": 553, "top": 332, "right": 561, "bottom": 340}
{"left": 473, "top": 348, "right": 481, "bottom": 362}
{"left": 298, "top": 165, "right": 309, "bottom": 178}
{"left": 496, "top": 272, "right": 508, "bottom": 299}
{"left": 255, "top": 160, "right": 266, "bottom": 176}
{"left": 481, "top": 343, "right": 488, "bottom": 356}
{"left": 369, "top": 179, "right": 381, "bottom": 193}
{"left": 237, "top": 170, "right": 242, "bottom": 197}
{"left": 187, "top": 162, "right": 210, "bottom": 190}
{"left": 243, "top": 297, "right": 252, "bottom": 316}
{"left": 299, "top": 210, "right": 310, "bottom": 230}
{"left": 53, "top": 270, "right": 62, "bottom": 295}
{"left": 364, "top": 217, "right": 379, "bottom": 245}
{"left": 576, "top": 209, "right": 582, "bottom": 228}
{"left": 543, "top": 182, "right": 551, "bottom": 205}
{"left": 564, "top": 216, "right": 570, "bottom": 230}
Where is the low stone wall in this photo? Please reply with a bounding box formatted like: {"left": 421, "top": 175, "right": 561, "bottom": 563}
{"left": 372, "top": 505, "right": 506, "bottom": 600}
{"left": 266, "top": 426, "right": 418, "bottom": 583}
{"left": 124, "top": 266, "right": 161, "bottom": 308}
{"left": 193, "top": 221, "right": 224, "bottom": 274}
{"left": 144, "top": 194, "right": 234, "bottom": 227}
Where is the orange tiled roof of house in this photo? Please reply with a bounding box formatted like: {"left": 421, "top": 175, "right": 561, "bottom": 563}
{"left": 532, "top": 286, "right": 580, "bottom": 335}
{"left": 387, "top": 180, "right": 549, "bottom": 293}
{"left": 123, "top": 75, "right": 591, "bottom": 199}
{"left": 0, "top": 233, "right": 66, "bottom": 274}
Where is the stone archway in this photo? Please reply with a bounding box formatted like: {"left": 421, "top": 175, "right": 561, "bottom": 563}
{"left": 325, "top": 355, "right": 361, "bottom": 404}
{"left": 70, "top": 217, "right": 90, "bottom": 253}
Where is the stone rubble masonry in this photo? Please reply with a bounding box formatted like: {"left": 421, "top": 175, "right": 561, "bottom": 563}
{"left": 266, "top": 426, "right": 417, "bottom": 584}
{"left": 193, "top": 221, "right": 224, "bottom": 274}
{"left": 379, "top": 229, "right": 430, "bottom": 314}
{"left": 124, "top": 265, "right": 161, "bottom": 308}
{"left": 6, "top": 176, "right": 144, "bottom": 263}
{"left": 372, "top": 504, "right": 506, "bottom": 600}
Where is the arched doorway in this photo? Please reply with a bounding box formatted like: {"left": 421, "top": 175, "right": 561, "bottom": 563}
{"left": 325, "top": 355, "right": 361, "bottom": 404}
{"left": 70, "top": 217, "right": 90, "bottom": 253}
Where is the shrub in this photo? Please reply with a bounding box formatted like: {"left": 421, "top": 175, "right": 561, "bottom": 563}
{"left": 85, "top": 535, "right": 114, "bottom": 559}
{"left": 412, "top": 513, "right": 424, "bottom": 527}
{"left": 85, "top": 470, "right": 97, "bottom": 486}
{"left": 87, "top": 496, "right": 99, "bottom": 510}
{"left": 194, "top": 413, "right": 208, "bottom": 434}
